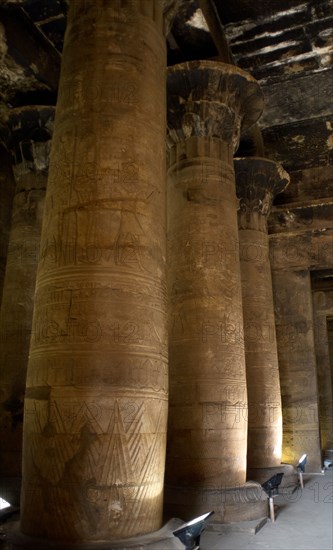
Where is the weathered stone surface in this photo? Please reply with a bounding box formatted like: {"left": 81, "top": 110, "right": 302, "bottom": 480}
{"left": 222, "top": 1, "right": 332, "bottom": 82}
{"left": 236, "top": 157, "right": 289, "bottom": 231}
{"left": 167, "top": 60, "right": 264, "bottom": 150}
{"left": 166, "top": 60, "right": 266, "bottom": 521}
{"left": 0, "top": 8, "right": 60, "bottom": 104}
{"left": 0, "top": 106, "right": 53, "bottom": 482}
{"left": 328, "top": 317, "right": 333, "bottom": 458}
{"left": 10, "top": 519, "right": 186, "bottom": 549}
{"left": 20, "top": 1, "right": 169, "bottom": 542}
{"left": 269, "top": 163, "right": 332, "bottom": 471}
{"left": 0, "top": 145, "right": 15, "bottom": 304}
{"left": 263, "top": 116, "right": 333, "bottom": 172}
{"left": 272, "top": 269, "right": 322, "bottom": 472}
{"left": 274, "top": 165, "right": 333, "bottom": 205}
{"left": 217, "top": 0, "right": 314, "bottom": 25}
{"left": 269, "top": 203, "right": 333, "bottom": 235}
{"left": 235, "top": 158, "right": 289, "bottom": 471}
{"left": 246, "top": 463, "right": 298, "bottom": 490}
{"left": 312, "top": 288, "right": 333, "bottom": 453}
{"left": 260, "top": 69, "right": 333, "bottom": 129}
{"left": 269, "top": 229, "right": 333, "bottom": 272}
{"left": 164, "top": 482, "right": 267, "bottom": 524}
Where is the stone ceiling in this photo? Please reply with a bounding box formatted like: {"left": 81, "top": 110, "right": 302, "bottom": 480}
{"left": 0, "top": 0, "right": 332, "bottom": 206}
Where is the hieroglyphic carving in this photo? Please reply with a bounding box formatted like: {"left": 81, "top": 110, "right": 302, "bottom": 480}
{"left": 22, "top": 393, "right": 167, "bottom": 539}
{"left": 272, "top": 269, "right": 322, "bottom": 472}
{"left": 234, "top": 158, "right": 289, "bottom": 470}
{"left": 21, "top": 0, "right": 168, "bottom": 542}
{"left": 0, "top": 107, "right": 54, "bottom": 478}
{"left": 165, "top": 61, "right": 264, "bottom": 521}
{"left": 0, "top": 147, "right": 15, "bottom": 302}
{"left": 312, "top": 291, "right": 333, "bottom": 452}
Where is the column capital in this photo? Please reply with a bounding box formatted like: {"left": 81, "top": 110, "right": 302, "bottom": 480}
{"left": 235, "top": 157, "right": 290, "bottom": 231}
{"left": 167, "top": 60, "right": 264, "bottom": 150}
{"left": 0, "top": 105, "right": 55, "bottom": 178}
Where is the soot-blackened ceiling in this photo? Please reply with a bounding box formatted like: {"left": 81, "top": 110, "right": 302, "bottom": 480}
{"left": 0, "top": 0, "right": 332, "bottom": 204}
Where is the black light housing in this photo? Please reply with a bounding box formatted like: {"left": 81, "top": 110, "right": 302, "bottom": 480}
{"left": 297, "top": 453, "right": 307, "bottom": 472}
{"left": 261, "top": 473, "right": 284, "bottom": 522}
{"left": 173, "top": 511, "right": 215, "bottom": 549}
{"left": 261, "top": 472, "right": 284, "bottom": 498}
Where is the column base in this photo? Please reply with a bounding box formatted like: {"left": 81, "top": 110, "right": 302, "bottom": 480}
{"left": 247, "top": 464, "right": 298, "bottom": 491}
{"left": 8, "top": 519, "right": 185, "bottom": 549}
{"left": 164, "top": 482, "right": 268, "bottom": 523}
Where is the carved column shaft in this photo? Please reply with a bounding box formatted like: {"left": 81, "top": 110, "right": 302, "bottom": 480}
{"left": 0, "top": 107, "right": 53, "bottom": 492}
{"left": 272, "top": 269, "right": 322, "bottom": 472}
{"left": 166, "top": 61, "right": 266, "bottom": 521}
{"left": 312, "top": 290, "right": 333, "bottom": 454}
{"left": 21, "top": 1, "right": 170, "bottom": 542}
{"left": 235, "top": 157, "right": 289, "bottom": 471}
{"left": 0, "top": 145, "right": 15, "bottom": 305}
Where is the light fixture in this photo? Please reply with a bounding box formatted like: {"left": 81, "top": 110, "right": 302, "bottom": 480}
{"left": 173, "top": 511, "right": 215, "bottom": 549}
{"left": 261, "top": 473, "right": 284, "bottom": 523}
{"left": 297, "top": 453, "right": 307, "bottom": 488}
{"left": 297, "top": 453, "right": 307, "bottom": 472}
{"left": 324, "top": 458, "right": 332, "bottom": 469}
{"left": 0, "top": 497, "right": 10, "bottom": 511}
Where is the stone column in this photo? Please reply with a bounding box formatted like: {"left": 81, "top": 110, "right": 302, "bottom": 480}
{"left": 272, "top": 269, "right": 322, "bottom": 472}
{"left": 312, "top": 289, "right": 333, "bottom": 459}
{"left": 20, "top": 1, "right": 172, "bottom": 543}
{"left": 235, "top": 157, "right": 297, "bottom": 485}
{"left": 0, "top": 106, "right": 54, "bottom": 506}
{"left": 166, "top": 60, "right": 267, "bottom": 522}
{"left": 0, "top": 145, "right": 15, "bottom": 305}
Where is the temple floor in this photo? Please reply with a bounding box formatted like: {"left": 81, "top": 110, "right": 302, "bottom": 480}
{"left": 201, "top": 468, "right": 333, "bottom": 550}
{"left": 0, "top": 469, "right": 332, "bottom": 549}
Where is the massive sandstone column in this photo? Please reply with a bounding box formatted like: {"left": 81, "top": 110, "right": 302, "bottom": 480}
{"left": 234, "top": 158, "right": 294, "bottom": 482}
{"left": 272, "top": 269, "right": 322, "bottom": 472}
{"left": 0, "top": 107, "right": 53, "bottom": 505}
{"left": 0, "top": 145, "right": 15, "bottom": 305}
{"left": 166, "top": 60, "right": 267, "bottom": 522}
{"left": 312, "top": 289, "right": 333, "bottom": 459}
{"left": 20, "top": 1, "right": 172, "bottom": 542}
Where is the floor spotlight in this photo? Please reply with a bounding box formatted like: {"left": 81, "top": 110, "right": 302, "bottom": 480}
{"left": 173, "top": 511, "right": 215, "bottom": 549}
{"left": 324, "top": 458, "right": 332, "bottom": 469}
{"left": 261, "top": 473, "right": 284, "bottom": 523}
{"left": 297, "top": 454, "right": 307, "bottom": 488}
{"left": 0, "top": 497, "right": 10, "bottom": 511}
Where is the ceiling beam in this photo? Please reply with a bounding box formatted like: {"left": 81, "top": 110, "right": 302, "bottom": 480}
{"left": 199, "top": 0, "right": 264, "bottom": 156}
